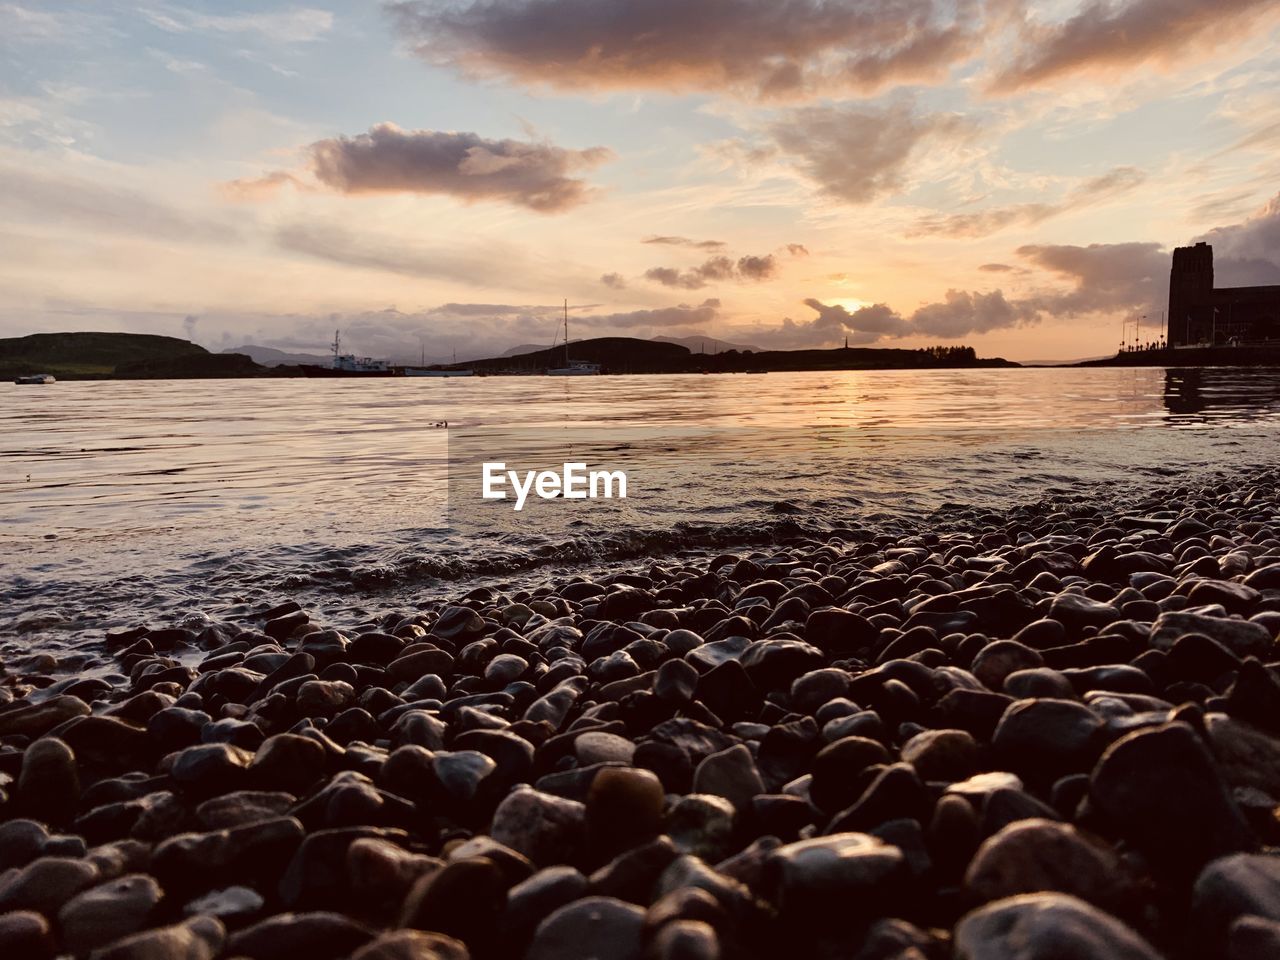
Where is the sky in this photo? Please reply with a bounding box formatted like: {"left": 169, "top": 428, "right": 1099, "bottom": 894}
{"left": 1, "top": 1, "right": 1279, "bottom": 362}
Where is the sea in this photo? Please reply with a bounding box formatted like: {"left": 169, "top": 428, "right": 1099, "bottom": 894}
{"left": 3, "top": 366, "right": 1279, "bottom": 661}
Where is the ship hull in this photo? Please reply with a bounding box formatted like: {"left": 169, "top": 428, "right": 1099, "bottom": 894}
{"left": 299, "top": 365, "right": 397, "bottom": 378}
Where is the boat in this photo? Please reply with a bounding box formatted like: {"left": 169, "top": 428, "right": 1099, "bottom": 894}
{"left": 406, "top": 347, "right": 474, "bottom": 377}
{"left": 15, "top": 373, "right": 56, "bottom": 384}
{"left": 300, "top": 331, "right": 395, "bottom": 378}
{"left": 547, "top": 300, "right": 602, "bottom": 376}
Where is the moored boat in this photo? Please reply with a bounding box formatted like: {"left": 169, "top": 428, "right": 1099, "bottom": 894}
{"left": 300, "top": 331, "right": 395, "bottom": 378}
{"left": 546, "top": 300, "right": 602, "bottom": 375}
{"left": 15, "top": 373, "right": 56, "bottom": 384}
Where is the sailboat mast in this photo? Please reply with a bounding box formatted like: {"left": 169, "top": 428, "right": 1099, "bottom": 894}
{"left": 564, "top": 299, "right": 570, "bottom": 365}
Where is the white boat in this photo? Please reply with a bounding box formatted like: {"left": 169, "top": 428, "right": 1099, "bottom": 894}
{"left": 547, "top": 300, "right": 601, "bottom": 375}
{"left": 548, "top": 360, "right": 602, "bottom": 376}
{"left": 15, "top": 373, "right": 56, "bottom": 384}
{"left": 300, "top": 331, "right": 394, "bottom": 377}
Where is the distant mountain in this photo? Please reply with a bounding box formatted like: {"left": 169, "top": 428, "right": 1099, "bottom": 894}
{"left": 654, "top": 334, "right": 761, "bottom": 353}
{"left": 222, "top": 345, "right": 330, "bottom": 367}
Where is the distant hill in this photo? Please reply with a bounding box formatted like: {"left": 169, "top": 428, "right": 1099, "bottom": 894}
{"left": 499, "top": 334, "right": 761, "bottom": 357}
{"left": 654, "top": 334, "right": 760, "bottom": 353}
{"left": 115, "top": 353, "right": 262, "bottom": 379}
{"left": 1, "top": 332, "right": 262, "bottom": 379}
{"left": 222, "top": 344, "right": 330, "bottom": 367}
{"left": 469, "top": 337, "right": 1016, "bottom": 373}
{"left": 475, "top": 337, "right": 691, "bottom": 373}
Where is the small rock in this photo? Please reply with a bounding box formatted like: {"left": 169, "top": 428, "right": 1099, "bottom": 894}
{"left": 1090, "top": 721, "right": 1256, "bottom": 878}
{"left": 0, "top": 856, "right": 99, "bottom": 916}
{"left": 17, "top": 737, "right": 80, "bottom": 824}
{"left": 964, "top": 819, "right": 1131, "bottom": 909}
{"left": 58, "top": 873, "right": 163, "bottom": 953}
{"left": 692, "top": 744, "right": 764, "bottom": 813}
{"left": 226, "top": 911, "right": 373, "bottom": 960}
{"left": 90, "top": 915, "right": 225, "bottom": 960}
{"left": 1192, "top": 853, "right": 1280, "bottom": 944}
{"left": 525, "top": 896, "right": 645, "bottom": 960}
{"left": 0, "top": 910, "right": 55, "bottom": 960}
{"left": 490, "top": 788, "right": 585, "bottom": 867}
{"left": 351, "top": 930, "right": 470, "bottom": 960}
{"left": 955, "top": 892, "right": 1162, "bottom": 960}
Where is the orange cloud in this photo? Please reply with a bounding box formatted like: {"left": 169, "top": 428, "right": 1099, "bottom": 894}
{"left": 989, "top": 0, "right": 1280, "bottom": 93}
{"left": 226, "top": 123, "right": 613, "bottom": 213}
{"left": 386, "top": 0, "right": 980, "bottom": 99}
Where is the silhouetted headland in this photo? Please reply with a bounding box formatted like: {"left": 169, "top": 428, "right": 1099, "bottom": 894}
{"left": 2, "top": 332, "right": 1017, "bottom": 379}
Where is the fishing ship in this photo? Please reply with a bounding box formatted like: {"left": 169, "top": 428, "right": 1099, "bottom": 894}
{"left": 300, "top": 331, "right": 395, "bottom": 378}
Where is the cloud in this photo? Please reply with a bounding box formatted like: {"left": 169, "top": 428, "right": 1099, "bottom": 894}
{"left": 786, "top": 243, "right": 810, "bottom": 256}
{"left": 228, "top": 123, "right": 614, "bottom": 213}
{"left": 910, "top": 166, "right": 1146, "bottom": 238}
{"left": 600, "top": 272, "right": 627, "bottom": 289}
{"left": 642, "top": 235, "right": 726, "bottom": 250}
{"left": 579, "top": 298, "right": 721, "bottom": 330}
{"left": 385, "top": 0, "right": 979, "bottom": 99}
{"left": 769, "top": 101, "right": 971, "bottom": 204}
{"left": 644, "top": 253, "right": 778, "bottom": 289}
{"left": 1016, "top": 241, "right": 1167, "bottom": 316}
{"left": 910, "top": 288, "right": 1035, "bottom": 337}
{"left": 222, "top": 170, "right": 303, "bottom": 201}
{"left": 1195, "top": 191, "right": 1280, "bottom": 285}
{"left": 0, "top": 164, "right": 238, "bottom": 242}
{"left": 140, "top": 5, "right": 335, "bottom": 43}
{"left": 275, "top": 220, "right": 538, "bottom": 285}
{"left": 741, "top": 298, "right": 909, "bottom": 349}
{"left": 979, "top": 262, "right": 1020, "bottom": 273}
{"left": 989, "top": 0, "right": 1280, "bottom": 93}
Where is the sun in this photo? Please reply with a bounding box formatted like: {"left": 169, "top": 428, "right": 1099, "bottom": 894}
{"left": 829, "top": 297, "right": 870, "bottom": 313}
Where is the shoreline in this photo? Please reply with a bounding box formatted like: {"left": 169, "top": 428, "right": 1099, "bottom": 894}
{"left": 2, "top": 465, "right": 1279, "bottom": 956}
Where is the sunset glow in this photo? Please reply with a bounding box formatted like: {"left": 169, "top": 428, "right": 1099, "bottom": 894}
{"left": 2, "top": 1, "right": 1279, "bottom": 361}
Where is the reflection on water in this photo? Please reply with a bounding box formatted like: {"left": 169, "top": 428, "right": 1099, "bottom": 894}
{"left": 2, "top": 366, "right": 1279, "bottom": 644}
{"left": 1162, "top": 368, "right": 1280, "bottom": 420}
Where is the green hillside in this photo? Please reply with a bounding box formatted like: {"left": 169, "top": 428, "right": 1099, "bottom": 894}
{"left": 0, "top": 331, "right": 267, "bottom": 379}
{"left": 0, "top": 332, "right": 207, "bottom": 377}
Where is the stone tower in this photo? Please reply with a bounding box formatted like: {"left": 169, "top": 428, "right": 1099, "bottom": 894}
{"left": 1168, "top": 242, "right": 1214, "bottom": 345}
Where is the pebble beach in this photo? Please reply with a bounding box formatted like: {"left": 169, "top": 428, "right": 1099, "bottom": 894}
{"left": 2, "top": 462, "right": 1280, "bottom": 959}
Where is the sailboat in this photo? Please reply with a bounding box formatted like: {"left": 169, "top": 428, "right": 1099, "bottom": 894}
{"left": 547, "top": 300, "right": 602, "bottom": 376}
{"left": 405, "top": 345, "right": 474, "bottom": 377}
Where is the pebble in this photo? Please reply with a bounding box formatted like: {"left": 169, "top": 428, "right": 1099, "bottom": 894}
{"left": 526, "top": 896, "right": 645, "bottom": 960}
{"left": 1090, "top": 722, "right": 1257, "bottom": 878}
{"left": 964, "top": 818, "right": 1131, "bottom": 908}
{"left": 954, "top": 892, "right": 1162, "bottom": 960}
{"left": 90, "top": 915, "right": 224, "bottom": 960}
{"left": 1, "top": 472, "right": 1279, "bottom": 955}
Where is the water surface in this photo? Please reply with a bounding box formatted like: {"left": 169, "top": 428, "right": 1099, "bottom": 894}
{"left": 3, "top": 366, "right": 1278, "bottom": 651}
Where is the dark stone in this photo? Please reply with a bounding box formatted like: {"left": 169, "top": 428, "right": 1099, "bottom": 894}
{"left": 227, "top": 911, "right": 374, "bottom": 960}
{"left": 586, "top": 767, "right": 665, "bottom": 863}
{"left": 400, "top": 856, "right": 507, "bottom": 951}
{"left": 525, "top": 896, "right": 645, "bottom": 960}
{"left": 1090, "top": 722, "right": 1257, "bottom": 879}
